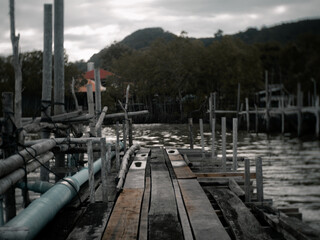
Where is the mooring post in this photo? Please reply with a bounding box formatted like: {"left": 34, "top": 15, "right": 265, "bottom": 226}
{"left": 123, "top": 120, "right": 127, "bottom": 153}
{"left": 1, "top": 92, "right": 17, "bottom": 221}
{"left": 222, "top": 117, "right": 226, "bottom": 171}
{"left": 209, "top": 93, "right": 213, "bottom": 128}
{"left": 211, "top": 118, "right": 216, "bottom": 159}
{"left": 244, "top": 158, "right": 251, "bottom": 202}
{"left": 297, "top": 82, "right": 302, "bottom": 137}
{"left": 237, "top": 83, "right": 241, "bottom": 117}
{"left": 188, "top": 118, "right": 194, "bottom": 149}
{"left": 87, "top": 140, "right": 95, "bottom": 203}
{"left": 94, "top": 68, "right": 102, "bottom": 137}
{"left": 40, "top": 3, "right": 52, "bottom": 182}
{"left": 316, "top": 96, "right": 320, "bottom": 138}
{"left": 199, "top": 119, "right": 205, "bottom": 159}
{"left": 256, "top": 157, "right": 264, "bottom": 203}
{"left": 100, "top": 138, "right": 108, "bottom": 204}
{"left": 116, "top": 121, "right": 120, "bottom": 170}
{"left": 281, "top": 97, "right": 285, "bottom": 134}
{"left": 213, "top": 92, "right": 217, "bottom": 120}
{"left": 246, "top": 98, "right": 250, "bottom": 132}
{"left": 107, "top": 144, "right": 112, "bottom": 174}
{"left": 265, "top": 71, "right": 270, "bottom": 133}
{"left": 233, "top": 118, "right": 238, "bottom": 171}
{"left": 255, "top": 104, "right": 258, "bottom": 133}
{"left": 86, "top": 84, "right": 95, "bottom": 136}
{"left": 129, "top": 118, "right": 133, "bottom": 147}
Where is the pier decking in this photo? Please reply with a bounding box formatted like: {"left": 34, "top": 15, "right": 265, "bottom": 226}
{"left": 32, "top": 147, "right": 319, "bottom": 240}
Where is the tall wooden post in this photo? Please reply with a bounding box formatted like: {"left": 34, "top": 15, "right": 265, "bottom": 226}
{"left": 188, "top": 118, "right": 194, "bottom": 149}
{"left": 129, "top": 118, "right": 133, "bottom": 147}
{"left": 116, "top": 121, "right": 120, "bottom": 170}
{"left": 87, "top": 140, "right": 95, "bottom": 203}
{"left": 237, "top": 83, "right": 241, "bottom": 117}
{"left": 265, "top": 71, "right": 270, "bottom": 133}
{"left": 316, "top": 97, "right": 319, "bottom": 138}
{"left": 211, "top": 118, "right": 216, "bottom": 159}
{"left": 221, "top": 117, "right": 226, "bottom": 171}
{"left": 100, "top": 138, "right": 108, "bottom": 204}
{"left": 213, "top": 92, "right": 216, "bottom": 120}
{"left": 256, "top": 157, "right": 264, "bottom": 203}
{"left": 199, "top": 119, "right": 205, "bottom": 159}
{"left": 209, "top": 93, "right": 213, "bottom": 128}
{"left": 245, "top": 97, "right": 250, "bottom": 132}
{"left": 94, "top": 68, "right": 102, "bottom": 137}
{"left": 244, "top": 158, "right": 251, "bottom": 202}
{"left": 297, "top": 83, "right": 302, "bottom": 137}
{"left": 87, "top": 84, "right": 95, "bottom": 136}
{"left": 40, "top": 4, "right": 52, "bottom": 182}
{"left": 54, "top": 0, "right": 65, "bottom": 182}
{"left": 232, "top": 118, "right": 238, "bottom": 171}
{"left": 1, "top": 92, "right": 16, "bottom": 221}
{"left": 255, "top": 104, "right": 258, "bottom": 133}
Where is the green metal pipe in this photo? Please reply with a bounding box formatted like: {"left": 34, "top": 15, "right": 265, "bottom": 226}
{"left": 17, "top": 181, "right": 54, "bottom": 194}
{"left": 0, "top": 142, "right": 122, "bottom": 239}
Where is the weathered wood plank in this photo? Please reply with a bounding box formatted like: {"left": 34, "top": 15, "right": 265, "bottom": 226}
{"left": 195, "top": 172, "right": 256, "bottom": 179}
{"left": 208, "top": 188, "right": 271, "bottom": 240}
{"left": 139, "top": 177, "right": 150, "bottom": 240}
{"left": 67, "top": 203, "right": 113, "bottom": 240}
{"left": 228, "top": 178, "right": 245, "bottom": 200}
{"left": 102, "top": 189, "right": 144, "bottom": 240}
{"left": 149, "top": 149, "right": 183, "bottom": 240}
{"left": 124, "top": 150, "right": 148, "bottom": 189}
{"left": 178, "top": 179, "right": 230, "bottom": 240}
{"left": 172, "top": 179, "right": 193, "bottom": 240}
{"left": 166, "top": 149, "right": 196, "bottom": 179}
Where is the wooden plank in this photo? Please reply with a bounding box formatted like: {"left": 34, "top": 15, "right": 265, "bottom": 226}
{"left": 172, "top": 180, "right": 193, "bottom": 240}
{"left": 102, "top": 189, "right": 144, "bottom": 240}
{"left": 178, "top": 179, "right": 230, "bottom": 240}
{"left": 208, "top": 188, "right": 272, "bottom": 240}
{"left": 228, "top": 178, "right": 245, "bottom": 200}
{"left": 67, "top": 203, "right": 113, "bottom": 240}
{"left": 195, "top": 172, "right": 256, "bottom": 179}
{"left": 167, "top": 149, "right": 196, "bottom": 179}
{"left": 149, "top": 148, "right": 183, "bottom": 240}
{"left": 139, "top": 177, "right": 150, "bottom": 240}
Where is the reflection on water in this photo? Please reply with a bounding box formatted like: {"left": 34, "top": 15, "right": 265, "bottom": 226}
{"left": 103, "top": 123, "right": 320, "bottom": 228}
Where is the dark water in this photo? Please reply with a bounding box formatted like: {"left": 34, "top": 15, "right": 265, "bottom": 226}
{"left": 103, "top": 123, "right": 320, "bottom": 229}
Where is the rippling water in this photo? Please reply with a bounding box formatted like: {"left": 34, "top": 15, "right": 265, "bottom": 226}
{"left": 103, "top": 123, "right": 320, "bottom": 228}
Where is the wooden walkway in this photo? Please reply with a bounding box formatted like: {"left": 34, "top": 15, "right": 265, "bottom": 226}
{"left": 35, "top": 147, "right": 320, "bottom": 240}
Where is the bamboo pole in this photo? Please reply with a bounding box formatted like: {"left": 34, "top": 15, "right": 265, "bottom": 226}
{"left": 104, "top": 110, "right": 149, "bottom": 119}
{"left": 100, "top": 138, "right": 108, "bottom": 204}
{"left": 87, "top": 140, "right": 95, "bottom": 203}
{"left": 188, "top": 118, "right": 194, "bottom": 149}
{"left": 316, "top": 97, "right": 319, "bottom": 138}
{"left": 244, "top": 158, "right": 251, "bottom": 202}
{"left": 40, "top": 4, "right": 53, "bottom": 182}
{"left": 281, "top": 98, "right": 285, "bottom": 134}
{"left": 237, "top": 83, "right": 241, "bottom": 116}
{"left": 211, "top": 118, "right": 215, "bottom": 159}
{"left": 233, "top": 118, "right": 238, "bottom": 171}
{"left": 199, "top": 119, "right": 205, "bottom": 159}
{"left": 1, "top": 92, "right": 16, "bottom": 221}
{"left": 213, "top": 92, "right": 216, "bottom": 120}
{"left": 221, "top": 117, "right": 226, "bottom": 171}
{"left": 209, "top": 93, "right": 213, "bottom": 128}
{"left": 123, "top": 121, "right": 127, "bottom": 152}
{"left": 129, "top": 118, "right": 133, "bottom": 147}
{"left": 95, "top": 106, "right": 108, "bottom": 134}
{"left": 256, "top": 157, "right": 264, "bottom": 203}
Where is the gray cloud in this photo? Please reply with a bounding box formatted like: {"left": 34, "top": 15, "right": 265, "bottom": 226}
{"left": 0, "top": 0, "right": 319, "bottom": 61}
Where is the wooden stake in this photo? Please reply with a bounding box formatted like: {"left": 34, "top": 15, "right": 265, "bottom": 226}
{"left": 116, "top": 121, "right": 120, "bottom": 170}
{"left": 255, "top": 104, "right": 258, "bottom": 133}
{"left": 281, "top": 98, "right": 285, "bottom": 134}
{"left": 188, "top": 118, "right": 194, "bottom": 149}
{"left": 233, "top": 118, "right": 238, "bottom": 171}
{"left": 246, "top": 98, "right": 250, "bottom": 132}
{"left": 123, "top": 121, "right": 127, "bottom": 153}
{"left": 244, "top": 158, "right": 251, "bottom": 202}
{"left": 221, "top": 117, "right": 227, "bottom": 171}
{"left": 211, "top": 118, "right": 216, "bottom": 159}
{"left": 87, "top": 140, "right": 95, "bottom": 203}
{"left": 265, "top": 71, "right": 270, "bottom": 133}
{"left": 107, "top": 144, "right": 112, "bottom": 174}
{"left": 209, "top": 93, "right": 213, "bottom": 128}
{"left": 199, "top": 119, "right": 205, "bottom": 159}
{"left": 94, "top": 68, "right": 102, "bottom": 137}
{"left": 86, "top": 84, "right": 95, "bottom": 136}
{"left": 129, "top": 118, "right": 133, "bottom": 147}
{"left": 100, "top": 138, "right": 108, "bottom": 204}
{"left": 256, "top": 157, "right": 264, "bottom": 203}
{"left": 297, "top": 83, "right": 302, "bottom": 137}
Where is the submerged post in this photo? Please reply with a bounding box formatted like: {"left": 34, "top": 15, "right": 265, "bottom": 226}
{"left": 199, "top": 119, "right": 205, "bottom": 159}
{"left": 211, "top": 118, "right": 216, "bottom": 159}
{"left": 221, "top": 117, "right": 226, "bottom": 171}
{"left": 40, "top": 4, "right": 52, "bottom": 182}
{"left": 87, "top": 140, "right": 95, "bottom": 203}
{"left": 244, "top": 158, "right": 251, "bottom": 202}
{"left": 256, "top": 157, "right": 264, "bottom": 203}
{"left": 100, "top": 138, "right": 108, "bottom": 204}
{"left": 188, "top": 118, "right": 194, "bottom": 149}
{"left": 233, "top": 118, "right": 238, "bottom": 171}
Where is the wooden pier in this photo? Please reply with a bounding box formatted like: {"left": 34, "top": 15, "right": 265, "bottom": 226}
{"left": 31, "top": 147, "right": 319, "bottom": 240}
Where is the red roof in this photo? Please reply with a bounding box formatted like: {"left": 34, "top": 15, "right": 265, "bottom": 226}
{"left": 84, "top": 69, "right": 113, "bottom": 80}
{"left": 77, "top": 79, "right": 106, "bottom": 93}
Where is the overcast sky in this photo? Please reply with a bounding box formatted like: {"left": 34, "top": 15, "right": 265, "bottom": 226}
{"left": 0, "top": 0, "right": 319, "bottom": 62}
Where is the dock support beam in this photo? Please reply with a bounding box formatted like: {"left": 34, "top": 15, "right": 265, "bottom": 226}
{"left": 221, "top": 117, "right": 226, "bottom": 171}
{"left": 245, "top": 158, "right": 251, "bottom": 202}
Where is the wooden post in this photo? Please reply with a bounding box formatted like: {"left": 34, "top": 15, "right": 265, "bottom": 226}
{"left": 281, "top": 97, "right": 285, "bottom": 134}
{"left": 86, "top": 84, "right": 95, "bottom": 136}
{"left": 232, "top": 118, "right": 237, "bottom": 171}
{"left": 237, "top": 83, "right": 241, "bottom": 116}
{"left": 221, "top": 117, "right": 226, "bottom": 171}
{"left": 116, "top": 121, "right": 120, "bottom": 170}
{"left": 209, "top": 93, "right": 213, "bottom": 128}
{"left": 244, "top": 158, "right": 251, "bottom": 202}
{"left": 129, "top": 118, "right": 133, "bottom": 147}
{"left": 297, "top": 83, "right": 302, "bottom": 137}
{"left": 9, "top": 0, "right": 22, "bottom": 130}
{"left": 213, "top": 92, "right": 216, "bottom": 120}
{"left": 211, "top": 118, "right": 216, "bottom": 159}
{"left": 71, "top": 77, "right": 79, "bottom": 110}
{"left": 316, "top": 96, "right": 319, "bottom": 138}
{"left": 255, "top": 157, "right": 264, "bottom": 203}
{"left": 87, "top": 140, "right": 95, "bottom": 203}
{"left": 246, "top": 97, "right": 250, "bottom": 132}
{"left": 100, "top": 138, "right": 108, "bottom": 204}
{"left": 188, "top": 118, "right": 194, "bottom": 149}
{"left": 94, "top": 68, "right": 102, "bottom": 137}
{"left": 199, "top": 119, "right": 205, "bottom": 159}
{"left": 1, "top": 92, "right": 16, "bottom": 221}
{"left": 40, "top": 4, "right": 52, "bottom": 182}
{"left": 0, "top": 196, "right": 4, "bottom": 226}
{"left": 255, "top": 104, "right": 258, "bottom": 133}
{"left": 123, "top": 120, "right": 127, "bottom": 153}
{"left": 107, "top": 144, "right": 112, "bottom": 174}
{"left": 265, "top": 71, "right": 270, "bottom": 133}
{"left": 54, "top": 0, "right": 65, "bottom": 182}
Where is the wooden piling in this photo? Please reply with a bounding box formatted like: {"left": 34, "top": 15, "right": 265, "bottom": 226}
{"left": 116, "top": 121, "right": 120, "bottom": 170}
{"left": 40, "top": 4, "right": 52, "bottom": 182}
{"left": 281, "top": 98, "right": 285, "bottom": 134}
{"left": 107, "top": 144, "right": 112, "bottom": 174}
{"left": 87, "top": 140, "right": 95, "bottom": 203}
{"left": 244, "top": 158, "right": 251, "bottom": 202}
{"left": 129, "top": 118, "right": 133, "bottom": 147}
{"left": 86, "top": 84, "right": 95, "bottom": 136}
{"left": 100, "top": 138, "right": 108, "bottom": 204}
{"left": 221, "top": 117, "right": 226, "bottom": 171}
{"left": 237, "top": 83, "right": 241, "bottom": 116}
{"left": 265, "top": 71, "right": 270, "bottom": 133}
{"left": 1, "top": 92, "right": 16, "bottom": 221}
{"left": 246, "top": 98, "right": 250, "bottom": 132}
{"left": 211, "top": 118, "right": 215, "bottom": 159}
{"left": 233, "top": 118, "right": 237, "bottom": 171}
{"left": 188, "top": 118, "right": 194, "bottom": 149}
{"left": 213, "top": 92, "right": 217, "bottom": 120}
{"left": 255, "top": 104, "right": 258, "bottom": 133}
{"left": 199, "top": 119, "right": 205, "bottom": 159}
{"left": 123, "top": 121, "right": 127, "bottom": 153}
{"left": 209, "top": 93, "right": 213, "bottom": 128}
{"left": 297, "top": 83, "right": 302, "bottom": 137}
{"left": 94, "top": 68, "right": 102, "bottom": 137}
{"left": 256, "top": 157, "right": 264, "bottom": 203}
